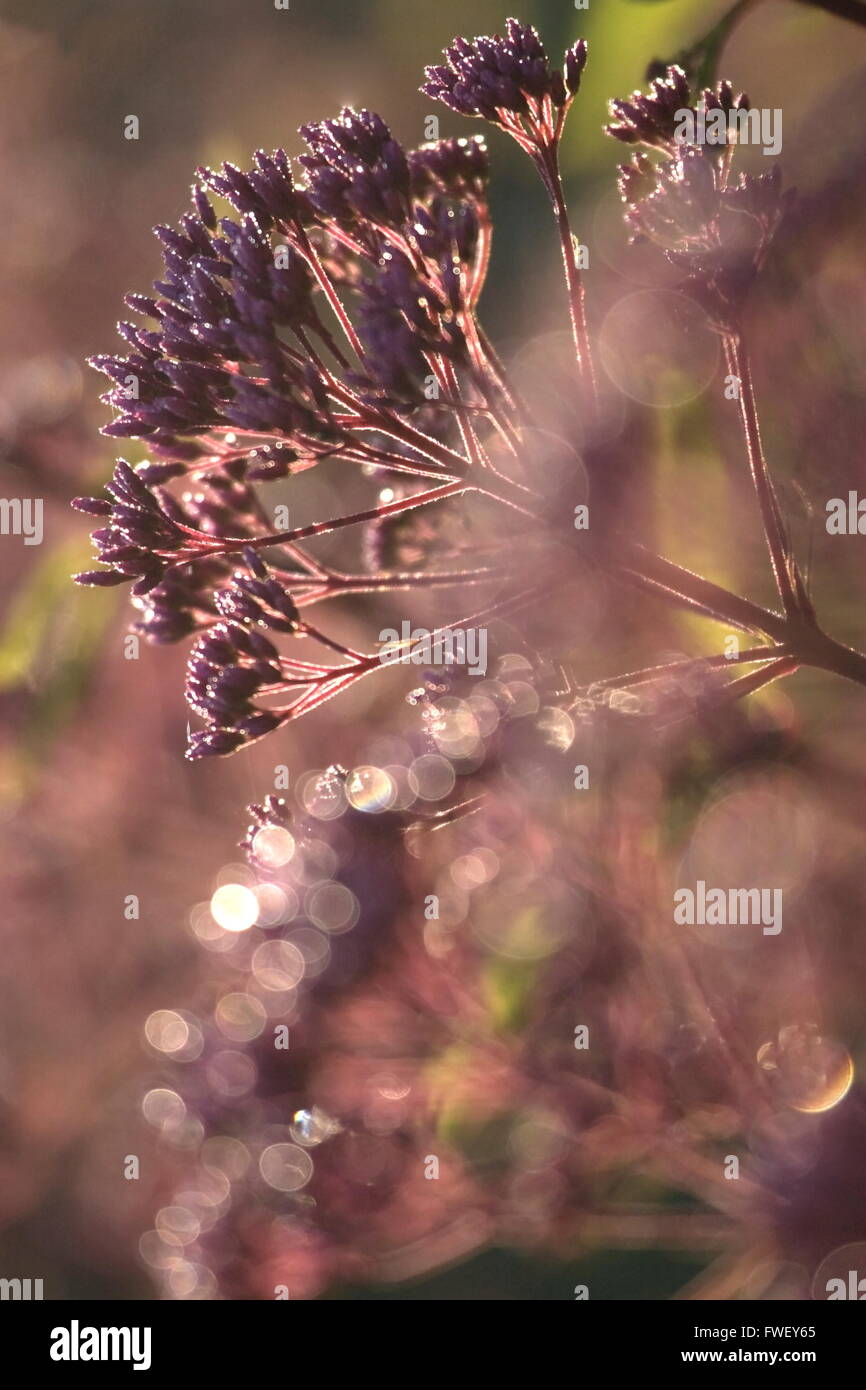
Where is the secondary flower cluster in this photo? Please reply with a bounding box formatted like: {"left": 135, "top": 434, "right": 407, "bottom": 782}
{"left": 607, "top": 67, "right": 747, "bottom": 156}
{"left": 78, "top": 112, "right": 501, "bottom": 480}
{"left": 183, "top": 549, "right": 350, "bottom": 760}
{"left": 608, "top": 67, "right": 792, "bottom": 328}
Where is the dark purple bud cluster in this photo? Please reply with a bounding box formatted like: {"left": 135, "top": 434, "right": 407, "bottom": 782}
{"left": 185, "top": 617, "right": 286, "bottom": 760}
{"left": 607, "top": 67, "right": 748, "bottom": 157}
{"left": 197, "top": 148, "right": 306, "bottom": 231}
{"left": 606, "top": 65, "right": 693, "bottom": 152}
{"left": 127, "top": 475, "right": 273, "bottom": 641}
{"left": 421, "top": 19, "right": 583, "bottom": 124}
{"left": 131, "top": 557, "right": 228, "bottom": 644}
{"left": 354, "top": 247, "right": 470, "bottom": 404}
{"left": 408, "top": 135, "right": 490, "bottom": 203}
{"left": 213, "top": 548, "right": 300, "bottom": 634}
{"left": 184, "top": 551, "right": 303, "bottom": 757}
{"left": 298, "top": 108, "right": 411, "bottom": 233}
{"left": 72, "top": 460, "right": 187, "bottom": 594}
{"left": 89, "top": 194, "right": 332, "bottom": 453}
{"left": 72, "top": 463, "right": 265, "bottom": 596}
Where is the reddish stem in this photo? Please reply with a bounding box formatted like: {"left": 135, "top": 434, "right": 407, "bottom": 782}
{"left": 727, "top": 332, "right": 799, "bottom": 617}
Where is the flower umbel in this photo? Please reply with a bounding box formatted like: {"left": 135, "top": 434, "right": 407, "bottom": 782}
{"left": 74, "top": 21, "right": 866, "bottom": 760}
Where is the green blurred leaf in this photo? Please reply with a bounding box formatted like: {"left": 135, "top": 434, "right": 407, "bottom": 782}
{"left": 0, "top": 540, "right": 117, "bottom": 758}
{"left": 647, "top": 0, "right": 755, "bottom": 89}
{"left": 483, "top": 955, "right": 538, "bottom": 1034}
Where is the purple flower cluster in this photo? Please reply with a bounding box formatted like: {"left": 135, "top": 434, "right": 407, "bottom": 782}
{"left": 298, "top": 108, "right": 412, "bottom": 231}
{"left": 72, "top": 132, "right": 490, "bottom": 535}
{"left": 184, "top": 551, "right": 304, "bottom": 758}
{"left": 71, "top": 459, "right": 186, "bottom": 593}
{"left": 185, "top": 622, "right": 283, "bottom": 759}
{"left": 421, "top": 18, "right": 586, "bottom": 126}
{"left": 606, "top": 67, "right": 749, "bottom": 155}
{"left": 609, "top": 67, "right": 792, "bottom": 328}
{"left": 72, "top": 460, "right": 262, "bottom": 596}
{"left": 70, "top": 100, "right": 508, "bottom": 759}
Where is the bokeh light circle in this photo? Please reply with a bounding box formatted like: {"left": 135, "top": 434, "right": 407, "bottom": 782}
{"left": 599, "top": 290, "right": 719, "bottom": 408}
{"left": 210, "top": 883, "right": 259, "bottom": 933}
{"left": 259, "top": 1142, "right": 314, "bottom": 1192}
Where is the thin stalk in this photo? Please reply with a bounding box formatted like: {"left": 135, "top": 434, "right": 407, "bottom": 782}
{"left": 294, "top": 225, "right": 366, "bottom": 362}
{"left": 168, "top": 482, "right": 466, "bottom": 562}
{"left": 706, "top": 654, "right": 799, "bottom": 702}
{"left": 588, "top": 645, "right": 789, "bottom": 692}
{"left": 543, "top": 145, "right": 596, "bottom": 403}
{"left": 728, "top": 332, "right": 799, "bottom": 617}
{"left": 614, "top": 539, "right": 791, "bottom": 641}
{"left": 286, "top": 565, "right": 510, "bottom": 606}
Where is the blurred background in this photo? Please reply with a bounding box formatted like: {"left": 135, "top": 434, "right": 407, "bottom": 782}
{"left": 1, "top": 0, "right": 866, "bottom": 1299}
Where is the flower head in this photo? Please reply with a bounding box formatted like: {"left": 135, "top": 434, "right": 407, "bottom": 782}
{"left": 185, "top": 615, "right": 285, "bottom": 759}
{"left": 408, "top": 134, "right": 490, "bottom": 203}
{"left": 609, "top": 68, "right": 792, "bottom": 330}
{"left": 298, "top": 108, "right": 412, "bottom": 231}
{"left": 72, "top": 460, "right": 184, "bottom": 593}
{"left": 621, "top": 149, "right": 791, "bottom": 328}
{"left": 607, "top": 66, "right": 748, "bottom": 158}
{"left": 606, "top": 65, "right": 693, "bottom": 152}
{"left": 422, "top": 20, "right": 586, "bottom": 157}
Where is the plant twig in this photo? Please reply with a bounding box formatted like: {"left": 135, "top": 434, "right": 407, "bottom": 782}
{"left": 727, "top": 332, "right": 800, "bottom": 618}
